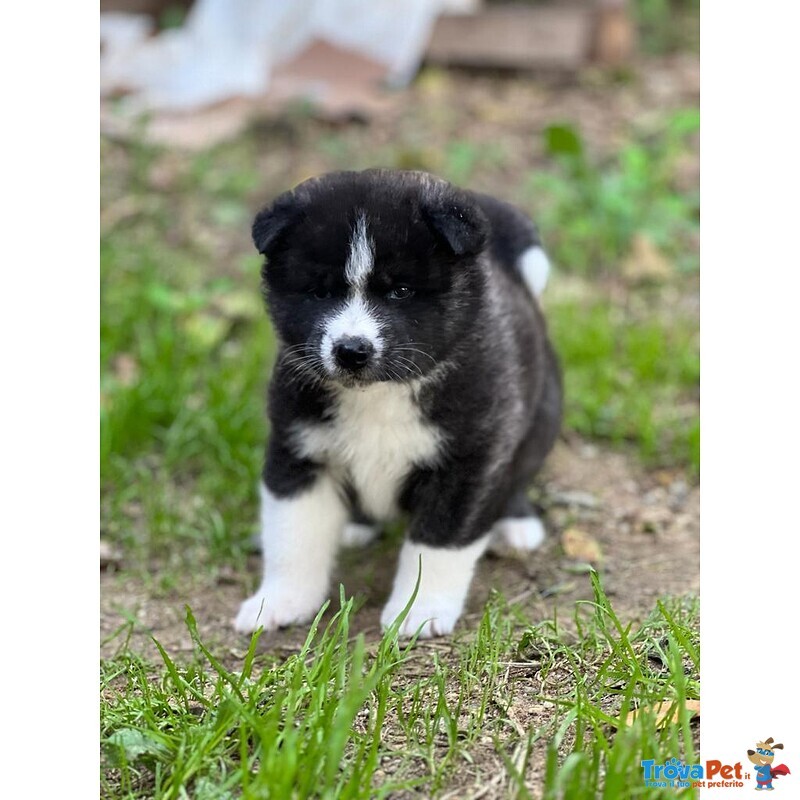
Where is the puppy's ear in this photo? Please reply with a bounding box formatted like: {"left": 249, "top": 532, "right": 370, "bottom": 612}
{"left": 252, "top": 188, "right": 307, "bottom": 256}
{"left": 422, "top": 193, "right": 489, "bottom": 257}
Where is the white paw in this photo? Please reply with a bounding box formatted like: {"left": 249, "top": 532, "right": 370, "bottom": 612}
{"left": 233, "top": 581, "right": 326, "bottom": 633}
{"left": 380, "top": 596, "right": 463, "bottom": 639}
{"left": 380, "top": 538, "right": 487, "bottom": 638}
{"left": 341, "top": 523, "right": 378, "bottom": 548}
{"left": 488, "top": 516, "right": 546, "bottom": 554}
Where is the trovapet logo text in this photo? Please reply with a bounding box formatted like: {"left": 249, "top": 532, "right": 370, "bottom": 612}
{"left": 641, "top": 758, "right": 747, "bottom": 789}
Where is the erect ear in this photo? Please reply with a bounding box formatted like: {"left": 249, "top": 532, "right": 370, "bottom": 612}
{"left": 252, "top": 186, "right": 309, "bottom": 256}
{"left": 421, "top": 190, "right": 489, "bottom": 257}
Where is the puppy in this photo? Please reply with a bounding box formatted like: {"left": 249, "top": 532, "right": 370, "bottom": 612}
{"left": 234, "top": 169, "right": 562, "bottom": 638}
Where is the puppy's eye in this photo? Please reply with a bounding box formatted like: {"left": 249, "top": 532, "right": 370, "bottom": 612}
{"left": 310, "top": 287, "right": 332, "bottom": 300}
{"left": 387, "top": 286, "right": 414, "bottom": 301}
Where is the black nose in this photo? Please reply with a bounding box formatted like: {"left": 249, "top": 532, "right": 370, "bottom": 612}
{"left": 333, "top": 337, "right": 374, "bottom": 371}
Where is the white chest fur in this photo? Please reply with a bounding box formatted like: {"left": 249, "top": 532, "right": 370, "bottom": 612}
{"left": 293, "top": 382, "right": 442, "bottom": 520}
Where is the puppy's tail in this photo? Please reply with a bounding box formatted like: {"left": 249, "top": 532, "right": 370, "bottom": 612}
{"left": 473, "top": 193, "right": 551, "bottom": 297}
{"left": 516, "top": 243, "right": 551, "bottom": 298}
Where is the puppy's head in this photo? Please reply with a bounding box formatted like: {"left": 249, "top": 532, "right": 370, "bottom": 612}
{"left": 253, "top": 170, "right": 489, "bottom": 386}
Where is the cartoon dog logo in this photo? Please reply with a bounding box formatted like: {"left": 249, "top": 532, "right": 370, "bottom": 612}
{"left": 747, "top": 737, "right": 791, "bottom": 791}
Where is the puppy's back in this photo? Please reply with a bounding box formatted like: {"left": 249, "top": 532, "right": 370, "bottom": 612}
{"left": 472, "top": 193, "right": 551, "bottom": 298}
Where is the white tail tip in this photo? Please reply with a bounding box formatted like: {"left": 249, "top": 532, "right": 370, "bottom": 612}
{"left": 518, "top": 246, "right": 551, "bottom": 297}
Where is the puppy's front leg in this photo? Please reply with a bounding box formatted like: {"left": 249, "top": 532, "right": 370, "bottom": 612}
{"left": 381, "top": 464, "right": 496, "bottom": 637}
{"left": 380, "top": 535, "right": 490, "bottom": 638}
{"left": 234, "top": 474, "right": 346, "bottom": 633}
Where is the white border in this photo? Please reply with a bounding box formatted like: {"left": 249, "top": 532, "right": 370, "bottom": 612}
{"left": 701, "top": 1, "right": 800, "bottom": 794}
{"left": 2, "top": 4, "right": 98, "bottom": 797}
{"left": 6, "top": 2, "right": 799, "bottom": 796}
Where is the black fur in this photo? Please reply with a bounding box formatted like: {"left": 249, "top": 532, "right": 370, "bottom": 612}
{"left": 254, "top": 169, "right": 562, "bottom": 549}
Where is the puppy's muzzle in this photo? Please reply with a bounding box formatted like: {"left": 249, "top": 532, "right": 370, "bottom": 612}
{"left": 333, "top": 336, "right": 374, "bottom": 372}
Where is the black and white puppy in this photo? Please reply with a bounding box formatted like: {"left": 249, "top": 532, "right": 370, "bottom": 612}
{"left": 234, "top": 169, "right": 562, "bottom": 638}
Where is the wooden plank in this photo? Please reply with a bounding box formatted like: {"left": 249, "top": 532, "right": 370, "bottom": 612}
{"left": 100, "top": 0, "right": 192, "bottom": 18}
{"left": 426, "top": 6, "right": 595, "bottom": 70}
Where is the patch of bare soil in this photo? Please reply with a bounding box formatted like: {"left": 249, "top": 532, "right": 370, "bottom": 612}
{"left": 101, "top": 433, "right": 698, "bottom": 660}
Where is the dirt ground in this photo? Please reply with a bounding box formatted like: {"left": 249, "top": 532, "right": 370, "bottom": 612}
{"left": 100, "top": 431, "right": 698, "bottom": 662}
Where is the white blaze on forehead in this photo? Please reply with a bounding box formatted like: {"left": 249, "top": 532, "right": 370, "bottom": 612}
{"left": 321, "top": 295, "right": 383, "bottom": 371}
{"left": 344, "top": 213, "right": 374, "bottom": 288}
{"left": 326, "top": 295, "right": 382, "bottom": 344}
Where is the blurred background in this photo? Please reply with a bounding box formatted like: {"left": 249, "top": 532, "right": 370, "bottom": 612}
{"left": 100, "top": 0, "right": 699, "bottom": 587}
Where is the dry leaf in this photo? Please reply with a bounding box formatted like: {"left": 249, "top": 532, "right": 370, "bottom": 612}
{"left": 561, "top": 527, "right": 603, "bottom": 563}
{"left": 622, "top": 233, "right": 673, "bottom": 284}
{"left": 631, "top": 699, "right": 700, "bottom": 728}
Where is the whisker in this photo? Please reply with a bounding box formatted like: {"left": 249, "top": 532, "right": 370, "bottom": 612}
{"left": 381, "top": 357, "right": 419, "bottom": 383}
{"left": 392, "top": 346, "right": 436, "bottom": 365}
{"left": 394, "top": 355, "right": 424, "bottom": 377}
{"left": 279, "top": 348, "right": 328, "bottom": 388}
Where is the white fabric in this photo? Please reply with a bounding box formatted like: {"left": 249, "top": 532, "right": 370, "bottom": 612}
{"left": 100, "top": 0, "right": 445, "bottom": 111}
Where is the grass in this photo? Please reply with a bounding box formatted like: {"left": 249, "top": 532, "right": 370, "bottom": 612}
{"left": 101, "top": 576, "right": 699, "bottom": 799}
{"left": 632, "top": 0, "right": 700, "bottom": 55}
{"left": 526, "top": 112, "right": 700, "bottom": 277}
{"left": 531, "top": 574, "right": 699, "bottom": 799}
{"left": 546, "top": 296, "right": 699, "bottom": 476}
